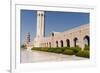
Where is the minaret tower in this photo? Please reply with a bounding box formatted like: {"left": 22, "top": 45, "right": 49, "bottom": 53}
{"left": 26, "top": 32, "right": 30, "bottom": 44}
{"left": 36, "top": 10, "right": 45, "bottom": 38}
{"left": 34, "top": 11, "right": 45, "bottom": 47}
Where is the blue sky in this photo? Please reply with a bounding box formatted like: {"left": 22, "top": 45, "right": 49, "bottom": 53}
{"left": 21, "top": 10, "right": 89, "bottom": 44}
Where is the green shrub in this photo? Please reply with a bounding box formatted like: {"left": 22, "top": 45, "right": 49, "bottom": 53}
{"left": 84, "top": 45, "right": 89, "bottom": 50}
{"left": 47, "top": 48, "right": 55, "bottom": 52}
{"left": 63, "top": 49, "right": 75, "bottom": 55}
{"left": 60, "top": 47, "right": 69, "bottom": 51}
{"left": 54, "top": 48, "right": 63, "bottom": 53}
{"left": 31, "top": 47, "right": 42, "bottom": 51}
{"left": 70, "top": 46, "right": 81, "bottom": 53}
{"left": 40, "top": 48, "right": 48, "bottom": 51}
{"left": 31, "top": 47, "right": 90, "bottom": 58}
{"left": 75, "top": 50, "right": 90, "bottom": 58}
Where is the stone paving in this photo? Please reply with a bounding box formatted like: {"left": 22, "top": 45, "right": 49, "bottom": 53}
{"left": 21, "top": 49, "right": 88, "bottom": 63}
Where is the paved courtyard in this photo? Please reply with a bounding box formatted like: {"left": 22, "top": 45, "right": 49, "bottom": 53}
{"left": 21, "top": 49, "right": 88, "bottom": 63}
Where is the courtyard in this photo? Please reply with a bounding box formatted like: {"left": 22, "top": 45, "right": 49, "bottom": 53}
{"left": 21, "top": 49, "right": 87, "bottom": 63}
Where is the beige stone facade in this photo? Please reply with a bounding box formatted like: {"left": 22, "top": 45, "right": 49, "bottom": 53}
{"left": 40, "top": 24, "right": 89, "bottom": 49}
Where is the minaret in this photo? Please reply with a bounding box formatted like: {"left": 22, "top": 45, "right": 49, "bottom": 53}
{"left": 34, "top": 11, "right": 45, "bottom": 47}
{"left": 26, "top": 32, "right": 30, "bottom": 44}
{"left": 36, "top": 10, "right": 45, "bottom": 38}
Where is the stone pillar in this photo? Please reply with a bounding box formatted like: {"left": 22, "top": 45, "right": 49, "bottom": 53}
{"left": 79, "top": 37, "right": 85, "bottom": 50}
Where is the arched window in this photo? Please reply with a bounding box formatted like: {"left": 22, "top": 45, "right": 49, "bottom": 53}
{"left": 41, "top": 13, "right": 43, "bottom": 16}
{"left": 56, "top": 41, "right": 58, "bottom": 47}
{"left": 74, "top": 37, "right": 78, "bottom": 47}
{"left": 84, "top": 35, "right": 90, "bottom": 46}
{"left": 60, "top": 40, "right": 63, "bottom": 47}
{"left": 66, "top": 39, "right": 70, "bottom": 47}
{"left": 38, "top": 13, "right": 40, "bottom": 16}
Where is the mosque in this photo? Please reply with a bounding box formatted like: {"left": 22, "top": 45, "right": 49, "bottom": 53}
{"left": 24, "top": 11, "right": 90, "bottom": 50}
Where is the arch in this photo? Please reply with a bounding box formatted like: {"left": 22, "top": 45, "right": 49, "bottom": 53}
{"left": 47, "top": 43, "right": 48, "bottom": 47}
{"left": 56, "top": 41, "right": 58, "bottom": 47}
{"left": 52, "top": 33, "right": 54, "bottom": 37}
{"left": 60, "top": 40, "right": 63, "bottom": 47}
{"left": 41, "top": 13, "right": 43, "bottom": 16}
{"left": 84, "top": 35, "right": 90, "bottom": 46}
{"left": 73, "top": 37, "right": 78, "bottom": 47}
{"left": 49, "top": 42, "right": 51, "bottom": 48}
{"left": 38, "top": 13, "right": 40, "bottom": 16}
{"left": 66, "top": 39, "right": 70, "bottom": 47}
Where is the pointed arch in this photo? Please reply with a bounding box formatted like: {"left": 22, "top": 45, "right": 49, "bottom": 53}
{"left": 73, "top": 37, "right": 78, "bottom": 47}
{"left": 66, "top": 39, "right": 70, "bottom": 47}
{"left": 60, "top": 40, "right": 63, "bottom": 47}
